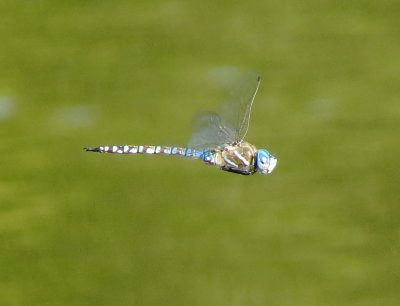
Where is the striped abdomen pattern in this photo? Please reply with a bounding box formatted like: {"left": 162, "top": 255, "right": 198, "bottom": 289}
{"left": 85, "top": 145, "right": 203, "bottom": 159}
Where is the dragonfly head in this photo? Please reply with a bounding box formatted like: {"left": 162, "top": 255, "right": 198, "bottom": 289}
{"left": 256, "top": 149, "right": 277, "bottom": 174}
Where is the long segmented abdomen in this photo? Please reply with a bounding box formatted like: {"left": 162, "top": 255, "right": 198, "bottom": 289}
{"left": 84, "top": 145, "right": 203, "bottom": 159}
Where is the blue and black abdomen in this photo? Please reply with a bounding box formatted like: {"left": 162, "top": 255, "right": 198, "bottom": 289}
{"left": 85, "top": 145, "right": 203, "bottom": 158}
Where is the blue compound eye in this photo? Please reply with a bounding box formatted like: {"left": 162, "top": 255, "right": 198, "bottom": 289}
{"left": 260, "top": 154, "right": 269, "bottom": 165}
{"left": 257, "top": 150, "right": 269, "bottom": 169}
{"left": 256, "top": 149, "right": 277, "bottom": 174}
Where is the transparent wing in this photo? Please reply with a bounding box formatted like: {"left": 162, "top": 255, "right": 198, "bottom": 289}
{"left": 188, "top": 111, "right": 237, "bottom": 149}
{"left": 219, "top": 72, "right": 261, "bottom": 142}
{"left": 188, "top": 71, "right": 261, "bottom": 149}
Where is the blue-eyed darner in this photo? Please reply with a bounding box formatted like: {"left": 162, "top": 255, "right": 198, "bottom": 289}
{"left": 85, "top": 74, "right": 277, "bottom": 175}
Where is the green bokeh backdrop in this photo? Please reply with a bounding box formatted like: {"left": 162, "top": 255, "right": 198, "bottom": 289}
{"left": 1, "top": 1, "right": 399, "bottom": 305}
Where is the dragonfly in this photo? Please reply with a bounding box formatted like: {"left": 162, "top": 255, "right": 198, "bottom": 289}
{"left": 85, "top": 73, "right": 277, "bottom": 175}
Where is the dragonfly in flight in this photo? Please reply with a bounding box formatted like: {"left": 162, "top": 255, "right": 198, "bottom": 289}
{"left": 85, "top": 73, "right": 277, "bottom": 175}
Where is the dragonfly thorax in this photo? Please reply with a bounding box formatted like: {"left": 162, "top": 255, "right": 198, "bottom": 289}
{"left": 202, "top": 142, "right": 258, "bottom": 175}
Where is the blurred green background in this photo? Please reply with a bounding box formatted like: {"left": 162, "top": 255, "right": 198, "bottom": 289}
{"left": 1, "top": 0, "right": 399, "bottom": 305}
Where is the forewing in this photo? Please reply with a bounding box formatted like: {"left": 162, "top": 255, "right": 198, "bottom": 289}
{"left": 217, "top": 72, "right": 261, "bottom": 142}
